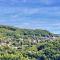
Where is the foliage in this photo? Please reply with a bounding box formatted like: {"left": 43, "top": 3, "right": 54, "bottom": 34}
{"left": 0, "top": 25, "right": 59, "bottom": 60}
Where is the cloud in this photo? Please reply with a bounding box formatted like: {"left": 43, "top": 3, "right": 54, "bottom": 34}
{"left": 0, "top": 5, "right": 60, "bottom": 23}
{"left": 0, "top": 0, "right": 60, "bottom": 7}
{"left": 1, "top": 6, "right": 60, "bottom": 16}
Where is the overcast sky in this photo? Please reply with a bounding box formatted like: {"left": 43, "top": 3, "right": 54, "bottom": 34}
{"left": 0, "top": 0, "right": 60, "bottom": 34}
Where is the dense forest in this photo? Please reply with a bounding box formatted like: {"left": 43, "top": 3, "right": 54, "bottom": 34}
{"left": 0, "top": 25, "right": 60, "bottom": 60}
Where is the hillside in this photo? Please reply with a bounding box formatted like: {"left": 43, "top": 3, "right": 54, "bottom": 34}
{"left": 0, "top": 25, "right": 60, "bottom": 60}
{"left": 0, "top": 25, "right": 56, "bottom": 46}
{"left": 0, "top": 25, "right": 55, "bottom": 43}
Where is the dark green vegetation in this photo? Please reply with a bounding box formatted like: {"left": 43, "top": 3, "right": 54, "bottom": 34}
{"left": 0, "top": 25, "right": 60, "bottom": 60}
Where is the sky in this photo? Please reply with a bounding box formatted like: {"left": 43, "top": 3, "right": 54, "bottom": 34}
{"left": 0, "top": 0, "right": 60, "bottom": 34}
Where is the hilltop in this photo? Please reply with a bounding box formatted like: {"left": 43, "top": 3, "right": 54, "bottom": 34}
{"left": 0, "top": 25, "right": 53, "bottom": 38}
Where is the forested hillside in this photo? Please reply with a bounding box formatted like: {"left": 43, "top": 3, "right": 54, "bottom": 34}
{"left": 0, "top": 25, "right": 53, "bottom": 38}
{"left": 0, "top": 25, "right": 60, "bottom": 60}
